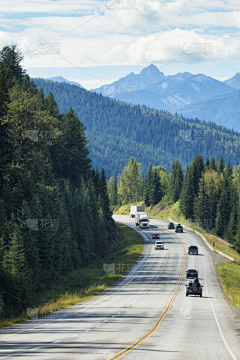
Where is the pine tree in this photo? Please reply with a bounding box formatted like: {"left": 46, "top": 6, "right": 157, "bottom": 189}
{"left": 205, "top": 156, "right": 210, "bottom": 169}
{"left": 227, "top": 203, "right": 238, "bottom": 244}
{"left": 217, "top": 155, "right": 225, "bottom": 174}
{"left": 209, "top": 156, "right": 217, "bottom": 171}
{"left": 0, "top": 44, "right": 26, "bottom": 82}
{"left": 107, "top": 177, "right": 118, "bottom": 207}
{"left": 180, "top": 166, "right": 195, "bottom": 219}
{"left": 194, "top": 174, "right": 209, "bottom": 228}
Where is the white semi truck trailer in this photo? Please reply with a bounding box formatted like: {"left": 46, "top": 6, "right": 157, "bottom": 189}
{"left": 135, "top": 212, "right": 149, "bottom": 229}
{"left": 129, "top": 205, "right": 144, "bottom": 218}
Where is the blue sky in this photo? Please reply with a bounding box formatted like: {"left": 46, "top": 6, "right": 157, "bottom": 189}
{"left": 0, "top": 0, "right": 240, "bottom": 88}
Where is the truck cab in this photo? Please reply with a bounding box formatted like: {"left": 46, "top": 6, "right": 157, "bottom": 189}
{"left": 135, "top": 212, "right": 149, "bottom": 229}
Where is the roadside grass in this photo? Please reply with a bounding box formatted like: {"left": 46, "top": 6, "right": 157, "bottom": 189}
{"left": 0, "top": 223, "right": 143, "bottom": 329}
{"left": 216, "top": 262, "right": 240, "bottom": 311}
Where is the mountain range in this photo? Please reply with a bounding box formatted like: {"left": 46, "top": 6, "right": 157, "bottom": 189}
{"left": 41, "top": 66, "right": 240, "bottom": 132}
{"left": 91, "top": 65, "right": 240, "bottom": 131}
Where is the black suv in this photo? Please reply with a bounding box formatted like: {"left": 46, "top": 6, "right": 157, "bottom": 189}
{"left": 188, "top": 245, "right": 198, "bottom": 255}
{"left": 186, "top": 269, "right": 198, "bottom": 278}
{"left": 186, "top": 279, "right": 203, "bottom": 297}
{"left": 175, "top": 224, "right": 183, "bottom": 233}
{"left": 168, "top": 222, "right": 175, "bottom": 229}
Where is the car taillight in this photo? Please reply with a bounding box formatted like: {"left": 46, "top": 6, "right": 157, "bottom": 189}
{"left": 187, "top": 286, "right": 189, "bottom": 289}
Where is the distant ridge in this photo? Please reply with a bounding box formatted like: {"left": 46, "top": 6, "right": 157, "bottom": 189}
{"left": 46, "top": 76, "right": 83, "bottom": 88}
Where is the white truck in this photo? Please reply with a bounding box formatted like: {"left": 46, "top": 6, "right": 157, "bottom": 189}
{"left": 135, "top": 212, "right": 149, "bottom": 229}
{"left": 129, "top": 205, "right": 144, "bottom": 218}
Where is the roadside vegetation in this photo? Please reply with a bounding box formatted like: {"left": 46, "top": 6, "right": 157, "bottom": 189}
{"left": 0, "top": 223, "right": 144, "bottom": 328}
{"left": 217, "top": 262, "right": 240, "bottom": 311}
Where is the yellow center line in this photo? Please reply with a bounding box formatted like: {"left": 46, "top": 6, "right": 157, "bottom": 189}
{"left": 107, "top": 227, "right": 186, "bottom": 360}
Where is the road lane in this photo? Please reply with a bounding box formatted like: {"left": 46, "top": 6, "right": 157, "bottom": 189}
{"left": 0, "top": 215, "right": 239, "bottom": 360}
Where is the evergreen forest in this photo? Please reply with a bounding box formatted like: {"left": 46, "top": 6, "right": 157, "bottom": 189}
{"left": 0, "top": 45, "right": 119, "bottom": 320}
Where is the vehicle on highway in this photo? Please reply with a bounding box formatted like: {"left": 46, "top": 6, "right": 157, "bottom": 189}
{"left": 186, "top": 268, "right": 198, "bottom": 278}
{"left": 186, "top": 278, "right": 203, "bottom": 297}
{"left": 188, "top": 245, "right": 198, "bottom": 255}
{"left": 175, "top": 224, "right": 183, "bottom": 233}
{"left": 155, "top": 241, "right": 164, "bottom": 250}
{"left": 135, "top": 212, "right": 149, "bottom": 229}
{"left": 129, "top": 205, "right": 144, "bottom": 218}
{"left": 152, "top": 233, "right": 160, "bottom": 239}
{"left": 168, "top": 222, "right": 175, "bottom": 229}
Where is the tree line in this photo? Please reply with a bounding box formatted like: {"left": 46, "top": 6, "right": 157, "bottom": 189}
{"left": 108, "top": 155, "right": 240, "bottom": 252}
{"left": 0, "top": 45, "right": 118, "bottom": 320}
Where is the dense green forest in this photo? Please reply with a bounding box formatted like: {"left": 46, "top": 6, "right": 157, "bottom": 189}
{"left": 109, "top": 156, "right": 240, "bottom": 252}
{"left": 33, "top": 77, "right": 240, "bottom": 176}
{"left": 0, "top": 45, "right": 120, "bottom": 320}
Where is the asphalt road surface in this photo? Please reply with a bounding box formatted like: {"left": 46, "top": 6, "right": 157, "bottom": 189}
{"left": 0, "top": 215, "right": 240, "bottom": 360}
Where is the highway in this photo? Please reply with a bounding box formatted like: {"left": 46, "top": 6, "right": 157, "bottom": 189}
{"left": 0, "top": 215, "right": 240, "bottom": 360}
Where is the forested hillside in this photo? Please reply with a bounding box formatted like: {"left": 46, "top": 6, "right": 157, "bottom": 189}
{"left": 33, "top": 78, "right": 240, "bottom": 175}
{"left": 0, "top": 45, "right": 120, "bottom": 320}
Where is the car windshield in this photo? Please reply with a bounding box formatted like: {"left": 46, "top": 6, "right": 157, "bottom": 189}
{"left": 188, "top": 270, "right": 197, "bottom": 273}
{"left": 156, "top": 241, "right": 163, "bottom": 244}
{"left": 190, "top": 246, "right": 197, "bottom": 249}
{"left": 141, "top": 219, "right": 148, "bottom": 222}
{"left": 153, "top": 234, "right": 159, "bottom": 236}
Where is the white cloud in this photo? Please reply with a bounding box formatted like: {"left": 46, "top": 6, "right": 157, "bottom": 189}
{"left": 0, "top": 0, "right": 240, "bottom": 76}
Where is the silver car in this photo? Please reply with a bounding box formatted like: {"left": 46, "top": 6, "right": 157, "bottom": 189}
{"left": 155, "top": 241, "right": 164, "bottom": 250}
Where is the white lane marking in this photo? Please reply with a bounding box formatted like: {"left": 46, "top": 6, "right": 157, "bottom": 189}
{"left": 85, "top": 329, "right": 90, "bottom": 332}
{"left": 70, "top": 334, "right": 77, "bottom": 337}
{"left": 103, "top": 320, "right": 108, "bottom": 322}
{"left": 53, "top": 340, "right": 61, "bottom": 344}
{"left": 185, "top": 228, "right": 237, "bottom": 360}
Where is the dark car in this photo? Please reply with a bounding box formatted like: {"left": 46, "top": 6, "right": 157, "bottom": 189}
{"left": 168, "top": 222, "right": 175, "bottom": 229}
{"left": 186, "top": 269, "right": 198, "bottom": 278}
{"left": 188, "top": 245, "right": 198, "bottom": 255}
{"left": 152, "top": 234, "right": 160, "bottom": 239}
{"left": 186, "top": 279, "right": 203, "bottom": 297}
{"left": 175, "top": 224, "right": 183, "bottom": 233}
